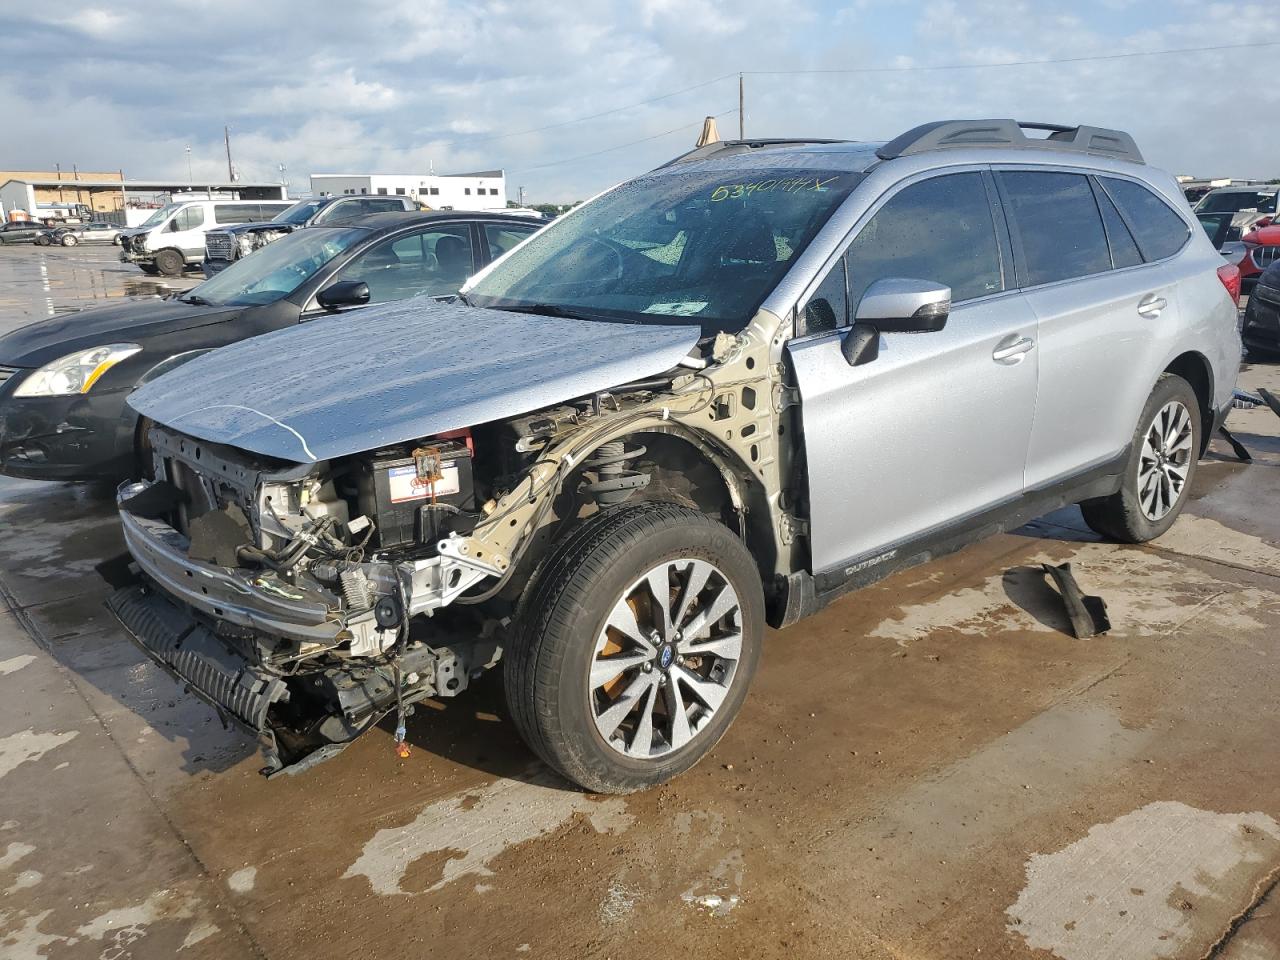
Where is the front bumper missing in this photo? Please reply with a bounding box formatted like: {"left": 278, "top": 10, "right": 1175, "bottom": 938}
{"left": 106, "top": 582, "right": 402, "bottom": 776}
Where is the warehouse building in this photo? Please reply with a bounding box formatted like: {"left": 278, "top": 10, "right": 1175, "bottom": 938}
{"left": 0, "top": 171, "right": 288, "bottom": 225}
{"left": 310, "top": 170, "right": 506, "bottom": 210}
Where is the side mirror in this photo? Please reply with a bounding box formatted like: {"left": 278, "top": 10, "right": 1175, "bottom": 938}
{"left": 167, "top": 219, "right": 181, "bottom": 232}
{"left": 854, "top": 278, "right": 951, "bottom": 333}
{"left": 840, "top": 322, "right": 881, "bottom": 367}
{"left": 316, "top": 280, "right": 370, "bottom": 311}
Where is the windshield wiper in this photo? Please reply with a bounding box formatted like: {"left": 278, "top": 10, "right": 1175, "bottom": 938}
{"left": 496, "top": 302, "right": 599, "bottom": 322}
{"left": 178, "top": 294, "right": 212, "bottom": 306}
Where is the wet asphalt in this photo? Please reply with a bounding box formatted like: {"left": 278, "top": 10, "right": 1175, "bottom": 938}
{"left": 1, "top": 242, "right": 1279, "bottom": 959}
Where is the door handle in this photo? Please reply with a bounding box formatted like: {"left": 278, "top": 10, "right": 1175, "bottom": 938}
{"left": 1137, "top": 293, "right": 1168, "bottom": 319}
{"left": 992, "top": 336, "right": 1035, "bottom": 363}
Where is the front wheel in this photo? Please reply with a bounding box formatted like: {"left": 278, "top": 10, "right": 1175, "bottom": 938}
{"left": 153, "top": 249, "right": 185, "bottom": 276}
{"left": 61, "top": 234, "right": 77, "bottom": 247}
{"left": 1080, "top": 373, "right": 1201, "bottom": 543}
{"left": 506, "top": 501, "right": 765, "bottom": 793}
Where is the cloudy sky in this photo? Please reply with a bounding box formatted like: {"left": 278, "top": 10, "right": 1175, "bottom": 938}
{"left": 2, "top": 1, "right": 1277, "bottom": 203}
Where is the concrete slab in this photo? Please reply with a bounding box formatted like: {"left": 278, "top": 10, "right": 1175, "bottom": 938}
{"left": 0, "top": 271, "right": 1277, "bottom": 959}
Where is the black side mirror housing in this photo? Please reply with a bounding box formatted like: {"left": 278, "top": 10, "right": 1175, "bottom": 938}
{"left": 317, "top": 280, "right": 371, "bottom": 311}
{"left": 840, "top": 322, "right": 881, "bottom": 366}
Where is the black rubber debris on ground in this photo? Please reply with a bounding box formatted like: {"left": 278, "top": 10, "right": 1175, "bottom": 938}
{"left": 1219, "top": 425, "right": 1253, "bottom": 462}
{"left": 1041, "top": 561, "right": 1112, "bottom": 638}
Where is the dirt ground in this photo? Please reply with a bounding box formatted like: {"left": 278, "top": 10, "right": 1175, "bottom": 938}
{"left": 1, "top": 245, "right": 1278, "bottom": 959}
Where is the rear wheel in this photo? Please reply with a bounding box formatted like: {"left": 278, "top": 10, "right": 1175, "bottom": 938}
{"left": 1080, "top": 373, "right": 1201, "bottom": 543}
{"left": 154, "top": 249, "right": 185, "bottom": 276}
{"left": 506, "top": 501, "right": 764, "bottom": 793}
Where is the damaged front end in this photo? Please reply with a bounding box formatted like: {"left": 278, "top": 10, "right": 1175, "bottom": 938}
{"left": 107, "top": 338, "right": 772, "bottom": 776}
{"left": 110, "top": 426, "right": 507, "bottom": 776}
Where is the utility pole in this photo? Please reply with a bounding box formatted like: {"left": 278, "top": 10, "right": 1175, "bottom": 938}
{"left": 224, "top": 125, "right": 234, "bottom": 182}
{"left": 185, "top": 145, "right": 193, "bottom": 188}
{"left": 518, "top": 185, "right": 525, "bottom": 207}
{"left": 739, "top": 73, "right": 744, "bottom": 139}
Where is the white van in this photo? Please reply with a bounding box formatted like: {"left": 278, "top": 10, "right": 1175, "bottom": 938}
{"left": 119, "top": 199, "right": 293, "bottom": 276}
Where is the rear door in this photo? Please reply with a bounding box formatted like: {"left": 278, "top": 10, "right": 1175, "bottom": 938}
{"left": 787, "top": 170, "right": 1040, "bottom": 573}
{"left": 1000, "top": 169, "right": 1191, "bottom": 488}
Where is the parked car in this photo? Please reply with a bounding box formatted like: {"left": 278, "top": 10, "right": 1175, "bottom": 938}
{"left": 106, "top": 120, "right": 1240, "bottom": 792}
{"left": 35, "top": 221, "right": 124, "bottom": 247}
{"left": 1238, "top": 222, "right": 1280, "bottom": 293}
{"left": 0, "top": 220, "right": 52, "bottom": 244}
{"left": 0, "top": 211, "right": 543, "bottom": 481}
{"left": 202, "top": 194, "right": 417, "bottom": 276}
{"left": 1241, "top": 257, "right": 1280, "bottom": 357}
{"left": 118, "top": 199, "right": 294, "bottom": 276}
{"left": 1194, "top": 185, "right": 1277, "bottom": 241}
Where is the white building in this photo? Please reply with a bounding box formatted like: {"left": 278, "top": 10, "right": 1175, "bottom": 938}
{"left": 309, "top": 170, "right": 506, "bottom": 211}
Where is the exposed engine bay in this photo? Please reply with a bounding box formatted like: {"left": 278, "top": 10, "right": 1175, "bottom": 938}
{"left": 109, "top": 331, "right": 782, "bottom": 776}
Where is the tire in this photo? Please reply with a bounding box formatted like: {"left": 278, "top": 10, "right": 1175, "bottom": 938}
{"left": 153, "top": 249, "right": 185, "bottom": 276}
{"left": 61, "top": 234, "right": 77, "bottom": 247}
{"left": 505, "top": 501, "right": 765, "bottom": 794}
{"left": 137, "top": 263, "right": 161, "bottom": 276}
{"left": 1080, "top": 373, "right": 1201, "bottom": 543}
{"left": 34, "top": 235, "right": 49, "bottom": 246}
{"left": 112, "top": 236, "right": 122, "bottom": 246}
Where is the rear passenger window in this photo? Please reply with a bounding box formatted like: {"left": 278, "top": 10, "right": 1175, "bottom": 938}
{"left": 1100, "top": 177, "right": 1191, "bottom": 262}
{"left": 845, "top": 172, "right": 1004, "bottom": 306}
{"left": 1000, "top": 171, "right": 1111, "bottom": 286}
{"left": 1092, "top": 182, "right": 1143, "bottom": 269}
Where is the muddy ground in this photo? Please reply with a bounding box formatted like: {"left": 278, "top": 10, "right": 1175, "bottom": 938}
{"left": 1, "top": 245, "right": 1278, "bottom": 959}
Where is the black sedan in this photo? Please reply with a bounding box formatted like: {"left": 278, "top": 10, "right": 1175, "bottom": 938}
{"left": 0, "top": 211, "right": 542, "bottom": 480}
{"left": 1242, "top": 259, "right": 1280, "bottom": 358}
{"left": 0, "top": 221, "right": 52, "bottom": 244}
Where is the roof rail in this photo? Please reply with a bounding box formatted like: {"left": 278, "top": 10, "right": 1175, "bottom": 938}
{"left": 656, "top": 138, "right": 849, "bottom": 169}
{"left": 876, "top": 120, "right": 1144, "bottom": 164}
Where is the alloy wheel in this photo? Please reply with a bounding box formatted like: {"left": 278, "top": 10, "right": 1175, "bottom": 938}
{"left": 588, "top": 558, "right": 743, "bottom": 761}
{"left": 1137, "top": 400, "right": 1193, "bottom": 521}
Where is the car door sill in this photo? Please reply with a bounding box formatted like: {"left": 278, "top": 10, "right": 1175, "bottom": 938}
{"left": 778, "top": 449, "right": 1129, "bottom": 625}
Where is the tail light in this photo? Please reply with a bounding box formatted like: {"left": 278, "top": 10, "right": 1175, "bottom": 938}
{"left": 1217, "top": 263, "right": 1241, "bottom": 306}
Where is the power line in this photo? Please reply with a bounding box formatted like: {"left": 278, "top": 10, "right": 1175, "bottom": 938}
{"left": 418, "top": 74, "right": 737, "bottom": 149}
{"left": 741, "top": 39, "right": 1280, "bottom": 76}
{"left": 435, "top": 39, "right": 1279, "bottom": 154}
{"left": 518, "top": 108, "right": 737, "bottom": 172}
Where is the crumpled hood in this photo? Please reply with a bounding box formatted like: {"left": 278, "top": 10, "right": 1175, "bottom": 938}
{"left": 128, "top": 298, "right": 702, "bottom": 463}
{"left": 0, "top": 297, "right": 242, "bottom": 367}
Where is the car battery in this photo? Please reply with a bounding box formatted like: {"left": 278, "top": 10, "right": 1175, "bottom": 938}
{"left": 355, "top": 442, "right": 476, "bottom": 549}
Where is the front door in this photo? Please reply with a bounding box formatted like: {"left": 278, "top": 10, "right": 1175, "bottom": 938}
{"left": 787, "top": 170, "right": 1039, "bottom": 575}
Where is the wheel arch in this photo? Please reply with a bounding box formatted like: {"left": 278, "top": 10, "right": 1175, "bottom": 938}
{"left": 1162, "top": 351, "right": 1214, "bottom": 453}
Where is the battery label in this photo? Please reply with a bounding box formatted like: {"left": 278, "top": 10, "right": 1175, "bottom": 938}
{"left": 388, "top": 463, "right": 460, "bottom": 503}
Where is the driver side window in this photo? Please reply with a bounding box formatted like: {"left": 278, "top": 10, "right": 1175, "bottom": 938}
{"left": 799, "top": 258, "right": 848, "bottom": 337}
{"left": 330, "top": 226, "right": 473, "bottom": 304}
{"left": 845, "top": 172, "right": 1004, "bottom": 307}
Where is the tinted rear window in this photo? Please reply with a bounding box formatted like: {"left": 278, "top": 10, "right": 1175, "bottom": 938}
{"left": 1000, "top": 171, "right": 1111, "bottom": 286}
{"left": 1093, "top": 183, "right": 1143, "bottom": 268}
{"left": 1100, "top": 178, "right": 1191, "bottom": 262}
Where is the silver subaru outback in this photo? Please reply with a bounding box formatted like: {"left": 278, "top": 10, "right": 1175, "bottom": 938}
{"left": 109, "top": 120, "right": 1240, "bottom": 792}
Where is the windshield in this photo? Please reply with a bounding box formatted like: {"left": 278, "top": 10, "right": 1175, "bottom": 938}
{"left": 1196, "top": 190, "right": 1278, "bottom": 214}
{"left": 274, "top": 199, "right": 327, "bottom": 225}
{"left": 138, "top": 203, "right": 181, "bottom": 228}
{"left": 185, "top": 227, "right": 367, "bottom": 306}
{"left": 467, "top": 167, "right": 860, "bottom": 334}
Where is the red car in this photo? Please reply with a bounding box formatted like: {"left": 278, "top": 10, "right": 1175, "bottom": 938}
{"left": 1239, "top": 223, "right": 1280, "bottom": 293}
